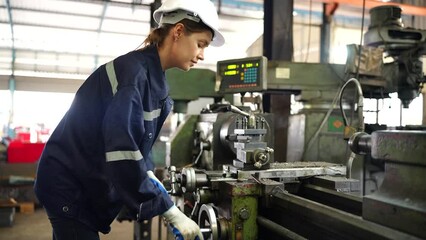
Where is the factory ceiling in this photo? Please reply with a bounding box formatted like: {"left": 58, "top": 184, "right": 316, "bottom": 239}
{"left": 0, "top": 0, "right": 425, "bottom": 92}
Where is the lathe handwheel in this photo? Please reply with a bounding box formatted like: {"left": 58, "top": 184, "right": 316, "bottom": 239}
{"left": 198, "top": 204, "right": 219, "bottom": 240}
{"left": 181, "top": 167, "right": 196, "bottom": 192}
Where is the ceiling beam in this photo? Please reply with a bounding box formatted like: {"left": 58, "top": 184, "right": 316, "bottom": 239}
{"left": 61, "top": 0, "right": 150, "bottom": 8}
{"left": 94, "top": 1, "right": 110, "bottom": 67}
{"left": 0, "top": 74, "right": 84, "bottom": 93}
{"left": 0, "top": 21, "right": 148, "bottom": 37}
{"left": 0, "top": 46, "right": 116, "bottom": 58}
{"left": 5, "top": 0, "right": 15, "bottom": 74}
{"left": 0, "top": 6, "right": 149, "bottom": 24}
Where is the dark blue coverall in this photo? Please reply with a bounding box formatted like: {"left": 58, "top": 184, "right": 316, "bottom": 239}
{"left": 34, "top": 45, "right": 174, "bottom": 234}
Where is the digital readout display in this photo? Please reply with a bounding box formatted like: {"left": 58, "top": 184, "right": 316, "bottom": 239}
{"left": 217, "top": 57, "right": 266, "bottom": 93}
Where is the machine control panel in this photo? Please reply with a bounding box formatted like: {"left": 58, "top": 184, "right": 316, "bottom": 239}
{"left": 217, "top": 56, "right": 268, "bottom": 93}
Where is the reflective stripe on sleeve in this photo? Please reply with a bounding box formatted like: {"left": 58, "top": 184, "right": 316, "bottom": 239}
{"left": 105, "top": 61, "right": 118, "bottom": 96}
{"left": 143, "top": 109, "right": 161, "bottom": 121}
{"left": 106, "top": 150, "right": 143, "bottom": 162}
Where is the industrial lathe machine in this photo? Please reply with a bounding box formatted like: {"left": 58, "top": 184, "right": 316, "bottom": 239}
{"left": 163, "top": 54, "right": 425, "bottom": 239}
{"left": 131, "top": 5, "right": 425, "bottom": 240}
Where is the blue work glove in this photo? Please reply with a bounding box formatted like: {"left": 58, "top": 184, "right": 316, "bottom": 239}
{"left": 147, "top": 170, "right": 168, "bottom": 194}
{"left": 163, "top": 205, "right": 204, "bottom": 240}
{"left": 171, "top": 226, "right": 200, "bottom": 240}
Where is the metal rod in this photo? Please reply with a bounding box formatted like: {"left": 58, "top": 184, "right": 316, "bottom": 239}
{"left": 376, "top": 99, "right": 379, "bottom": 124}
{"left": 270, "top": 190, "right": 420, "bottom": 240}
{"left": 200, "top": 228, "right": 212, "bottom": 233}
{"left": 257, "top": 216, "right": 307, "bottom": 240}
{"left": 400, "top": 101, "right": 403, "bottom": 126}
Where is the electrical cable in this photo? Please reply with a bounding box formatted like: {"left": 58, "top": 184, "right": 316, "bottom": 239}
{"left": 301, "top": 0, "right": 364, "bottom": 158}
{"left": 303, "top": 83, "right": 342, "bottom": 157}
{"left": 338, "top": 78, "right": 364, "bottom": 180}
{"left": 338, "top": 78, "right": 364, "bottom": 130}
{"left": 304, "top": 0, "right": 313, "bottom": 62}
{"left": 356, "top": 0, "right": 366, "bottom": 193}
{"left": 356, "top": 0, "right": 367, "bottom": 80}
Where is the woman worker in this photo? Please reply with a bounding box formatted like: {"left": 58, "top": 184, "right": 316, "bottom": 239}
{"left": 34, "top": 0, "right": 225, "bottom": 239}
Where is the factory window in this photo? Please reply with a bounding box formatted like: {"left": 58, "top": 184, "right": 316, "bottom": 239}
{"left": 1, "top": 91, "right": 74, "bottom": 142}
{"left": 364, "top": 93, "right": 423, "bottom": 127}
{"left": 0, "top": 90, "right": 11, "bottom": 138}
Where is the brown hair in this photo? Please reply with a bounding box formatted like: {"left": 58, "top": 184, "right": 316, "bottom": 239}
{"left": 139, "top": 18, "right": 213, "bottom": 49}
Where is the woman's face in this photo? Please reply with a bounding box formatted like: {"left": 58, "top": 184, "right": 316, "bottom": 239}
{"left": 170, "top": 25, "right": 213, "bottom": 71}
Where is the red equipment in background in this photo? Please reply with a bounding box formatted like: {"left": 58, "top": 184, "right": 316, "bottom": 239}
{"left": 7, "top": 141, "right": 45, "bottom": 163}
{"left": 5, "top": 128, "right": 47, "bottom": 163}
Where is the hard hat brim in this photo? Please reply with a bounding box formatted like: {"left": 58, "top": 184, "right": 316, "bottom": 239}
{"left": 154, "top": 8, "right": 225, "bottom": 47}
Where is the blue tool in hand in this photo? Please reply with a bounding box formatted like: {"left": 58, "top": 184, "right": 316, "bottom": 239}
{"left": 162, "top": 205, "right": 205, "bottom": 240}
{"left": 171, "top": 225, "right": 210, "bottom": 240}
{"left": 171, "top": 225, "right": 198, "bottom": 240}
{"left": 172, "top": 226, "right": 190, "bottom": 240}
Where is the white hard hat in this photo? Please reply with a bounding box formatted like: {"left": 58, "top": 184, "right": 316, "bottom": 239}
{"left": 153, "top": 0, "right": 225, "bottom": 47}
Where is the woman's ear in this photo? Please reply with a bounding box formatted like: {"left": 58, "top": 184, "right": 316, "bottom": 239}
{"left": 173, "top": 23, "right": 185, "bottom": 41}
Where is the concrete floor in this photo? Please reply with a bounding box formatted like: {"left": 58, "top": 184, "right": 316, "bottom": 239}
{"left": 0, "top": 162, "right": 157, "bottom": 239}
{"left": 0, "top": 207, "right": 134, "bottom": 240}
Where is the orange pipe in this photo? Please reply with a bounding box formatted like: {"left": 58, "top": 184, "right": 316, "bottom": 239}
{"left": 313, "top": 0, "right": 426, "bottom": 16}
{"left": 239, "top": 0, "right": 426, "bottom": 16}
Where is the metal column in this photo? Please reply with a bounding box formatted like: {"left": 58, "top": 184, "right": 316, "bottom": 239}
{"left": 262, "top": 0, "right": 293, "bottom": 162}
{"left": 320, "top": 3, "right": 338, "bottom": 63}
